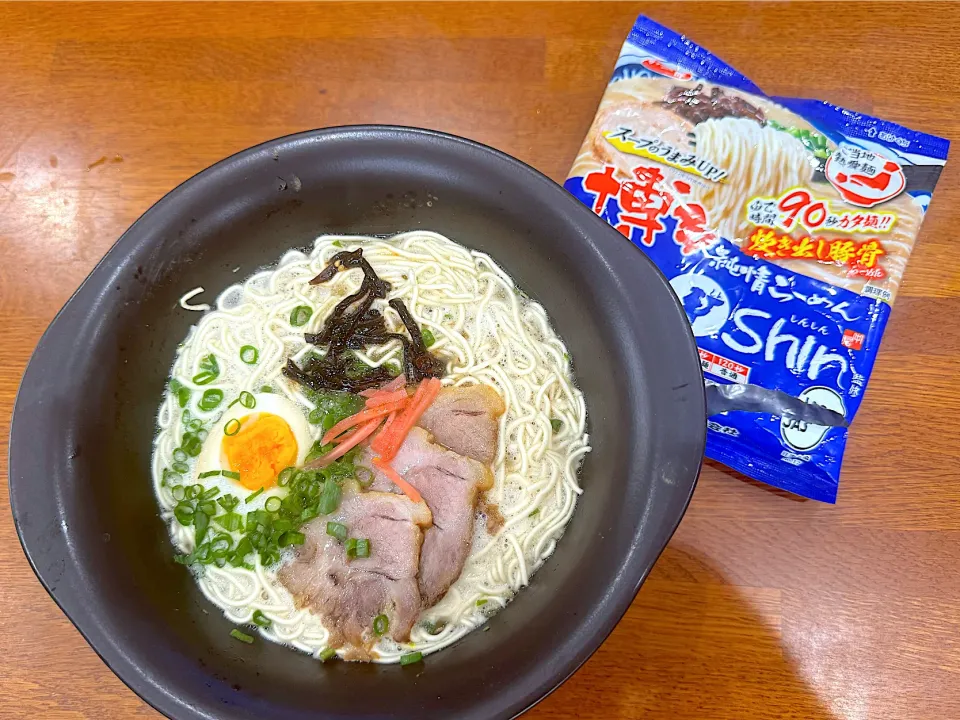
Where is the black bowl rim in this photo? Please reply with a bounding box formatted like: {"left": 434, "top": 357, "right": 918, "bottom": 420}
{"left": 9, "top": 124, "right": 705, "bottom": 720}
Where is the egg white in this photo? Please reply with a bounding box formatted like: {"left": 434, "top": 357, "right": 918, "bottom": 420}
{"left": 194, "top": 393, "right": 316, "bottom": 503}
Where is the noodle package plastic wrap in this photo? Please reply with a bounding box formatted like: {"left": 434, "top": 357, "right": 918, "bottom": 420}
{"left": 565, "top": 16, "right": 948, "bottom": 502}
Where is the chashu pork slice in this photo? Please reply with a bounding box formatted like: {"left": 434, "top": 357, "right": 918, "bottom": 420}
{"left": 278, "top": 487, "right": 432, "bottom": 657}
{"left": 362, "top": 428, "right": 493, "bottom": 607}
{"left": 417, "top": 384, "right": 505, "bottom": 465}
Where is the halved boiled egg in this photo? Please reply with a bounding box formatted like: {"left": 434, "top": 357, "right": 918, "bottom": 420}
{"left": 195, "top": 393, "right": 314, "bottom": 492}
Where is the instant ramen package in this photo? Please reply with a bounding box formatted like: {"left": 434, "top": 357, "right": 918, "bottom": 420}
{"left": 565, "top": 16, "right": 949, "bottom": 502}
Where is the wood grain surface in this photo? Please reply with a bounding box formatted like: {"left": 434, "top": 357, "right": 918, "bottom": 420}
{"left": 2, "top": 2, "right": 959, "bottom": 718}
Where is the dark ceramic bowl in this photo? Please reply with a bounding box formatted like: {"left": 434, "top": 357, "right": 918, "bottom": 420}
{"left": 9, "top": 126, "right": 705, "bottom": 720}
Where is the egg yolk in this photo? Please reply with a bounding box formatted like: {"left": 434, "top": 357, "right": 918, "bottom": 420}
{"left": 222, "top": 413, "right": 298, "bottom": 491}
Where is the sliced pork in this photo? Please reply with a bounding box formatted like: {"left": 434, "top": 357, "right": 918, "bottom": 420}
{"left": 278, "top": 487, "right": 431, "bottom": 654}
{"left": 362, "top": 428, "right": 493, "bottom": 606}
{"left": 417, "top": 384, "right": 505, "bottom": 465}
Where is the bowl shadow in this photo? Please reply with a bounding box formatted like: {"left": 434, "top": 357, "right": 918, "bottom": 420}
{"left": 527, "top": 542, "right": 835, "bottom": 719}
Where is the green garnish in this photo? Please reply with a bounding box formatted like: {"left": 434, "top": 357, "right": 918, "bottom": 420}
{"left": 200, "top": 486, "right": 220, "bottom": 501}
{"left": 230, "top": 629, "right": 254, "bottom": 644}
{"left": 400, "top": 652, "right": 423, "bottom": 666}
{"left": 252, "top": 610, "right": 271, "bottom": 628}
{"left": 355, "top": 467, "right": 374, "bottom": 488}
{"left": 245, "top": 488, "right": 264, "bottom": 503}
{"left": 331, "top": 240, "right": 343, "bottom": 248}
{"left": 421, "top": 328, "right": 436, "bottom": 348}
{"left": 373, "top": 614, "right": 389, "bottom": 636}
{"left": 259, "top": 385, "right": 274, "bottom": 393}
{"left": 199, "top": 388, "right": 224, "bottom": 411}
{"left": 170, "top": 378, "right": 191, "bottom": 408}
{"left": 279, "top": 530, "right": 305, "bottom": 547}
{"left": 239, "top": 391, "right": 256, "bottom": 409}
{"left": 181, "top": 434, "right": 202, "bottom": 457}
{"left": 528, "top": 508, "right": 540, "bottom": 518}
{"left": 240, "top": 345, "right": 259, "bottom": 364}
{"left": 171, "top": 485, "right": 186, "bottom": 501}
{"left": 199, "top": 470, "right": 221, "bottom": 479}
{"left": 326, "top": 521, "right": 348, "bottom": 541}
{"left": 215, "top": 512, "right": 243, "bottom": 532}
{"left": 265, "top": 496, "right": 282, "bottom": 512}
{"left": 277, "top": 467, "right": 295, "bottom": 487}
{"left": 218, "top": 494, "right": 239, "bottom": 511}
{"left": 290, "top": 305, "right": 313, "bottom": 327}
{"left": 224, "top": 419, "right": 241, "bottom": 436}
{"left": 476, "top": 598, "right": 488, "bottom": 607}
{"left": 318, "top": 647, "right": 337, "bottom": 662}
{"left": 193, "top": 510, "right": 210, "bottom": 545}
{"left": 192, "top": 354, "right": 220, "bottom": 385}
{"left": 318, "top": 478, "right": 342, "bottom": 515}
{"left": 171, "top": 461, "right": 189, "bottom": 475}
{"left": 550, "top": 418, "right": 563, "bottom": 434}
{"left": 222, "top": 470, "right": 241, "bottom": 481}
{"left": 346, "top": 537, "right": 370, "bottom": 559}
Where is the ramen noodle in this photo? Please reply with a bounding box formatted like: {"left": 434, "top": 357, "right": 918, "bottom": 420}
{"left": 566, "top": 15, "right": 948, "bottom": 502}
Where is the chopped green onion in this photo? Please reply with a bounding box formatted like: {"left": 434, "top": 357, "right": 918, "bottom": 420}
{"left": 318, "top": 479, "right": 342, "bottom": 515}
{"left": 240, "top": 345, "right": 259, "bottom": 365}
{"left": 279, "top": 530, "right": 305, "bottom": 547}
{"left": 174, "top": 502, "right": 194, "bottom": 526}
{"left": 193, "top": 354, "right": 220, "bottom": 386}
{"left": 193, "top": 510, "right": 210, "bottom": 544}
{"left": 230, "top": 629, "right": 254, "bottom": 644}
{"left": 163, "top": 469, "right": 182, "bottom": 486}
{"left": 265, "top": 496, "right": 282, "bottom": 512}
{"left": 252, "top": 610, "right": 271, "bottom": 628}
{"left": 171, "top": 485, "right": 186, "bottom": 501}
{"left": 173, "top": 448, "right": 188, "bottom": 463}
{"left": 277, "top": 467, "right": 295, "bottom": 487}
{"left": 181, "top": 434, "right": 202, "bottom": 457}
{"left": 345, "top": 537, "right": 357, "bottom": 556}
{"left": 215, "top": 512, "right": 243, "bottom": 532}
{"left": 355, "top": 467, "right": 374, "bottom": 488}
{"left": 563, "top": 352, "right": 571, "bottom": 363}
{"left": 290, "top": 305, "right": 313, "bottom": 327}
{"left": 171, "top": 379, "right": 191, "bottom": 408}
{"left": 373, "top": 614, "right": 389, "bottom": 636}
{"left": 222, "top": 469, "right": 241, "bottom": 481}
{"left": 224, "top": 419, "right": 241, "bottom": 436}
{"left": 550, "top": 418, "right": 563, "bottom": 434}
{"left": 218, "top": 494, "right": 239, "bottom": 511}
{"left": 308, "top": 408, "right": 324, "bottom": 425}
{"left": 528, "top": 508, "right": 540, "bottom": 518}
{"left": 400, "top": 652, "right": 423, "bottom": 666}
{"left": 318, "top": 647, "right": 337, "bottom": 662}
{"left": 199, "top": 500, "right": 217, "bottom": 516}
{"left": 332, "top": 240, "right": 343, "bottom": 248}
{"left": 421, "top": 328, "right": 436, "bottom": 347}
{"left": 476, "top": 598, "right": 488, "bottom": 607}
{"left": 188, "top": 418, "right": 203, "bottom": 432}
{"left": 200, "top": 486, "right": 221, "bottom": 500}
{"left": 172, "top": 461, "right": 190, "bottom": 475}
{"left": 245, "top": 488, "right": 264, "bottom": 503}
{"left": 188, "top": 484, "right": 203, "bottom": 499}
{"left": 239, "top": 391, "right": 256, "bottom": 409}
{"left": 259, "top": 385, "right": 274, "bottom": 393}
{"left": 355, "top": 538, "right": 370, "bottom": 558}
{"left": 197, "top": 429, "right": 209, "bottom": 442}
{"left": 199, "top": 470, "right": 221, "bottom": 479}
{"left": 326, "top": 521, "right": 347, "bottom": 541}
{"left": 199, "top": 388, "right": 224, "bottom": 411}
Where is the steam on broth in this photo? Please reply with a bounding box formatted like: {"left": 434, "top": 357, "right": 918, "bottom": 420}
{"left": 152, "top": 231, "right": 590, "bottom": 663}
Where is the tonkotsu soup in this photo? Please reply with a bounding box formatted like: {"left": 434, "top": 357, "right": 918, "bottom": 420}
{"left": 152, "top": 230, "right": 590, "bottom": 663}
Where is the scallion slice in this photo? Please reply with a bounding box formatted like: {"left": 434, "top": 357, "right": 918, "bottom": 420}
{"left": 192, "top": 354, "right": 220, "bottom": 386}
{"left": 218, "top": 494, "right": 239, "bottom": 511}
{"left": 171, "top": 485, "right": 186, "bottom": 501}
{"left": 355, "top": 467, "right": 374, "bottom": 488}
{"left": 239, "top": 391, "right": 256, "bottom": 409}
{"left": 172, "top": 461, "right": 190, "bottom": 475}
{"left": 326, "top": 521, "right": 347, "bottom": 541}
{"left": 277, "top": 467, "right": 295, "bottom": 487}
{"left": 224, "top": 419, "right": 241, "bottom": 436}
{"left": 373, "top": 614, "right": 389, "bottom": 636}
{"left": 199, "top": 470, "right": 222, "bottom": 479}
{"left": 317, "top": 479, "right": 342, "bottom": 515}
{"left": 318, "top": 647, "right": 337, "bottom": 662}
{"left": 239, "top": 345, "right": 259, "bottom": 365}
{"left": 199, "top": 388, "right": 224, "bottom": 411}
{"left": 550, "top": 418, "right": 563, "bottom": 434}
{"left": 290, "top": 305, "right": 313, "bottom": 327}
{"left": 421, "top": 328, "right": 436, "bottom": 348}
{"left": 215, "top": 512, "right": 243, "bottom": 532}
{"left": 222, "top": 469, "right": 241, "bottom": 480}
{"left": 252, "top": 610, "right": 271, "bottom": 628}
{"left": 173, "top": 448, "right": 188, "bottom": 463}
{"left": 265, "top": 496, "right": 282, "bottom": 512}
{"left": 400, "top": 652, "right": 423, "bottom": 666}
{"left": 476, "top": 598, "right": 488, "bottom": 607}
{"left": 354, "top": 538, "right": 370, "bottom": 558}
{"left": 230, "top": 629, "right": 254, "bottom": 644}
{"left": 279, "top": 530, "right": 305, "bottom": 547}
{"left": 245, "top": 487, "right": 264, "bottom": 503}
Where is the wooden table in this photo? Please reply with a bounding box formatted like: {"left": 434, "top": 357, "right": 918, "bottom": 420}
{"left": 2, "top": 2, "right": 958, "bottom": 718}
